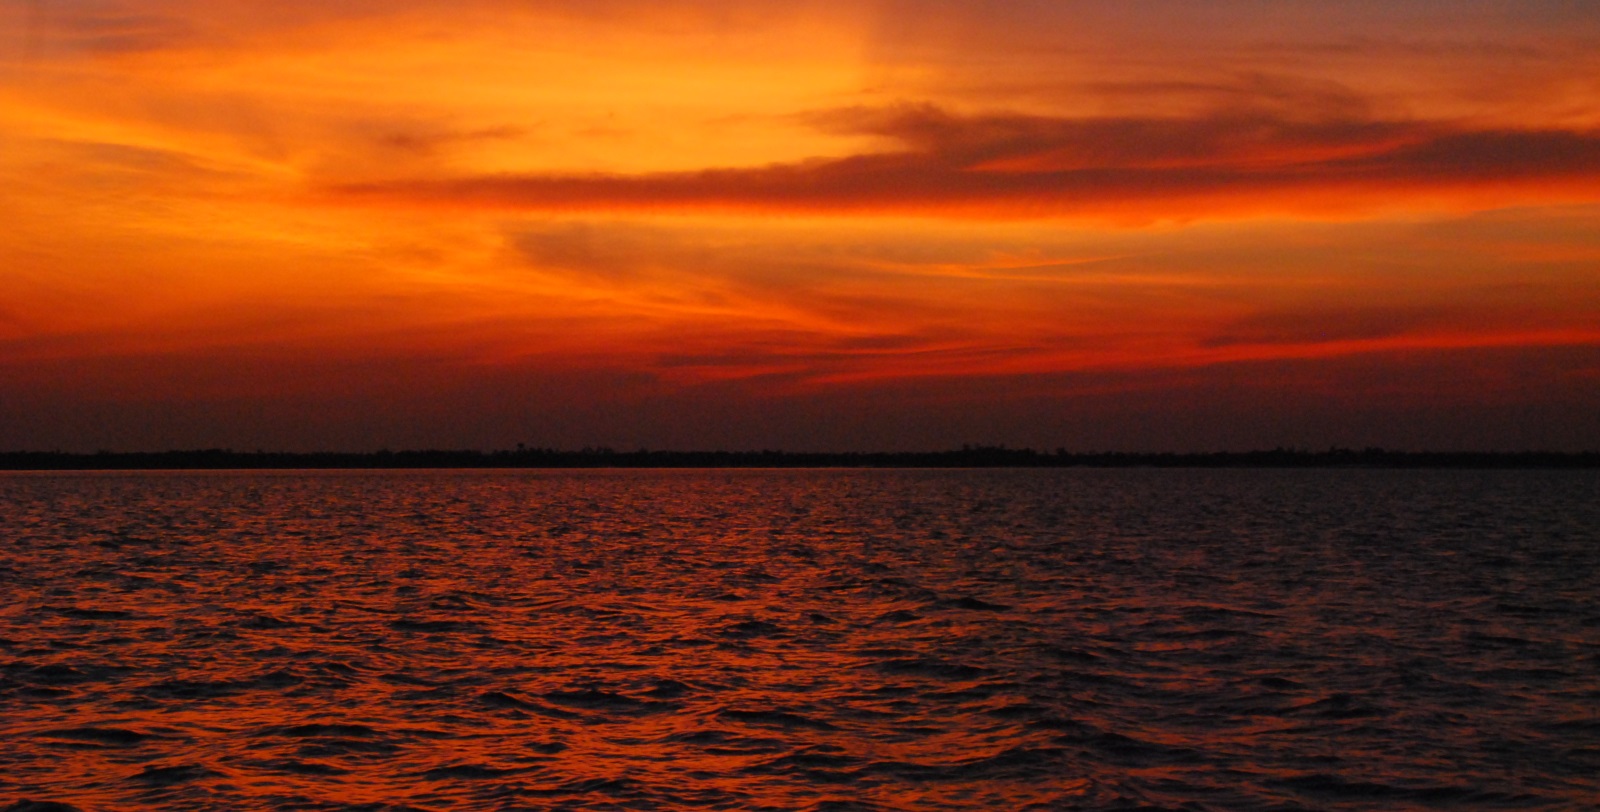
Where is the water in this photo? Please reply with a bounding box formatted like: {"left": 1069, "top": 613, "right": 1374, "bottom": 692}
{"left": 2, "top": 468, "right": 1597, "bottom": 811}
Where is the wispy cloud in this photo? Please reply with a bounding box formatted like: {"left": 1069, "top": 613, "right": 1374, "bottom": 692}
{"left": 332, "top": 104, "right": 1600, "bottom": 221}
{"left": 4, "top": 0, "right": 1599, "bottom": 450}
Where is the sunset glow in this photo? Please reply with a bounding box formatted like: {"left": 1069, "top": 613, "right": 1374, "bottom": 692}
{"left": 4, "top": 0, "right": 1599, "bottom": 451}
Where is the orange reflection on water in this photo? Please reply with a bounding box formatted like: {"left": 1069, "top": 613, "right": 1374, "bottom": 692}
{"left": 3, "top": 469, "right": 1599, "bottom": 810}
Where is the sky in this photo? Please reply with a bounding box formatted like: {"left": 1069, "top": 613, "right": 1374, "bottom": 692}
{"left": 2, "top": 0, "right": 1599, "bottom": 452}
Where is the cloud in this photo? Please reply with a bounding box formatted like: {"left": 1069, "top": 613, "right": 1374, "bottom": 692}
{"left": 809, "top": 104, "right": 1424, "bottom": 169}
{"left": 1201, "top": 306, "right": 1461, "bottom": 348}
{"left": 4, "top": 3, "right": 196, "bottom": 55}
{"left": 331, "top": 104, "right": 1600, "bottom": 221}
{"left": 501, "top": 220, "right": 1009, "bottom": 347}
{"left": 372, "top": 126, "right": 524, "bottom": 157}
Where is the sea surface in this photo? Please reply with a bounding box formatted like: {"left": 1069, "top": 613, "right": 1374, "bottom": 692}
{"left": 2, "top": 468, "right": 1597, "bottom": 811}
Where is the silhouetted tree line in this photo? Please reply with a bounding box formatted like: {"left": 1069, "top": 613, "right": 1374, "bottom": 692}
{"left": 1, "top": 446, "right": 1596, "bottom": 470}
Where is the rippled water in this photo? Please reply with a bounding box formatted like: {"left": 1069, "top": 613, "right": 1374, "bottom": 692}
{"left": 2, "top": 469, "right": 1598, "bottom": 811}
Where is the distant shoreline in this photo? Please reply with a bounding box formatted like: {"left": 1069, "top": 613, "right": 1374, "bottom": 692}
{"left": 2, "top": 448, "right": 1597, "bottom": 470}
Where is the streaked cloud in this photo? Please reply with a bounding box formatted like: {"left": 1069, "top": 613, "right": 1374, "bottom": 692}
{"left": 334, "top": 105, "right": 1600, "bottom": 221}
{"left": 1, "top": 0, "right": 1597, "bottom": 450}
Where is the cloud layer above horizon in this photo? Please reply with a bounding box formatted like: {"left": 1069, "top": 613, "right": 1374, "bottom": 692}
{"left": 3, "top": 0, "right": 1598, "bottom": 451}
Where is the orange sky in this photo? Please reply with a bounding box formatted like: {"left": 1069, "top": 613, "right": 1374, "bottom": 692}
{"left": 2, "top": 0, "right": 1598, "bottom": 451}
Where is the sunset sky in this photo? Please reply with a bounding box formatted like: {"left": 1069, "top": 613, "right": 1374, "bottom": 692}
{"left": 3, "top": 0, "right": 1599, "bottom": 452}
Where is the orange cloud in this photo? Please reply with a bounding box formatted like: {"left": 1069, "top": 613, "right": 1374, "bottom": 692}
{"left": 330, "top": 106, "right": 1600, "bottom": 222}
{"left": 3, "top": 0, "right": 1599, "bottom": 451}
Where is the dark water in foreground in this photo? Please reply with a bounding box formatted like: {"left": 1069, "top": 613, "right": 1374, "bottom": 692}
{"left": 2, "top": 469, "right": 1597, "bottom": 811}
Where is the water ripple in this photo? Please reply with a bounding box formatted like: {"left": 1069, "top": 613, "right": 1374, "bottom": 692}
{"left": 2, "top": 468, "right": 1598, "bottom": 810}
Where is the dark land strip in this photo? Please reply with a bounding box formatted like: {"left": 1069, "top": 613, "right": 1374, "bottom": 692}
{"left": 2, "top": 447, "right": 1597, "bottom": 470}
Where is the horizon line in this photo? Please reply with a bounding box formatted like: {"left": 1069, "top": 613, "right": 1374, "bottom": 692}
{"left": 3, "top": 447, "right": 1598, "bottom": 471}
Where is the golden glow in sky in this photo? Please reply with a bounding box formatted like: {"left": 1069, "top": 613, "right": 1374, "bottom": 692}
{"left": 3, "top": 0, "right": 1598, "bottom": 451}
